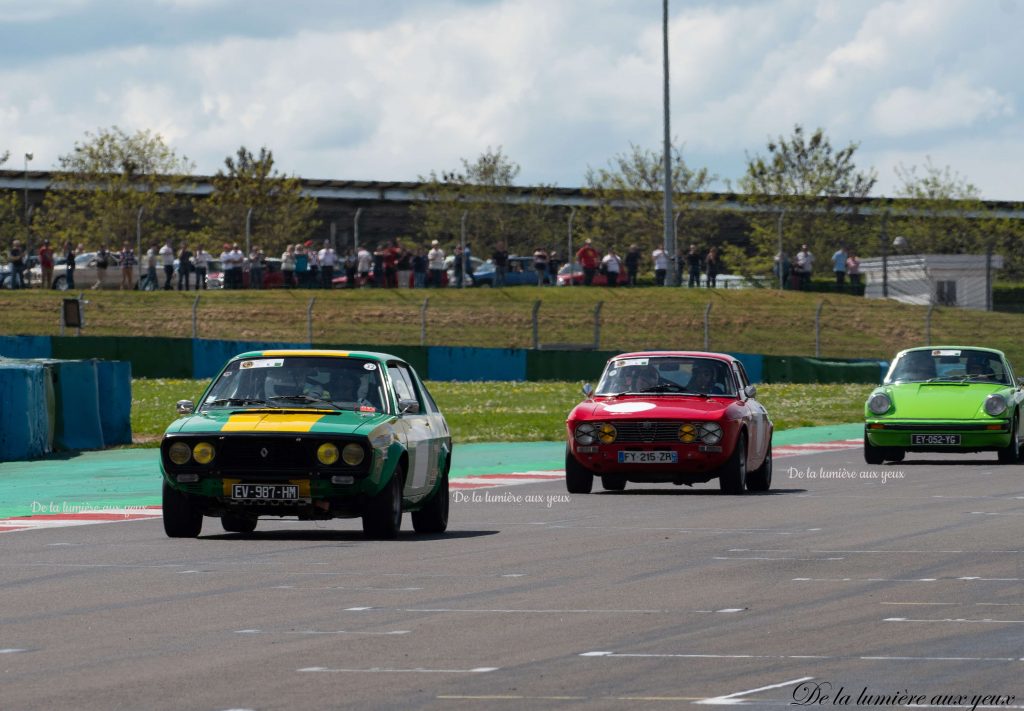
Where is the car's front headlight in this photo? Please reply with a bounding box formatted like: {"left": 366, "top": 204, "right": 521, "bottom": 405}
{"left": 168, "top": 441, "right": 192, "bottom": 465}
{"left": 317, "top": 442, "right": 340, "bottom": 465}
{"left": 868, "top": 392, "right": 892, "bottom": 415}
{"left": 984, "top": 394, "right": 1008, "bottom": 417}
{"left": 598, "top": 423, "right": 617, "bottom": 444}
{"left": 700, "top": 422, "right": 722, "bottom": 445}
{"left": 341, "top": 443, "right": 365, "bottom": 466}
{"left": 679, "top": 423, "right": 698, "bottom": 443}
{"left": 575, "top": 422, "right": 598, "bottom": 445}
{"left": 192, "top": 441, "right": 216, "bottom": 465}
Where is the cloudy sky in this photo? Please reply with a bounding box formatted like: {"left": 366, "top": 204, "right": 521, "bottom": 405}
{"left": 1, "top": 0, "right": 1021, "bottom": 199}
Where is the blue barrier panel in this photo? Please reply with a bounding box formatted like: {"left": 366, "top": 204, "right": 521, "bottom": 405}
{"left": 49, "top": 360, "right": 105, "bottom": 451}
{"left": 192, "top": 339, "right": 300, "bottom": 379}
{"left": 0, "top": 364, "right": 51, "bottom": 461}
{"left": 728, "top": 352, "right": 764, "bottom": 384}
{"left": 0, "top": 336, "right": 52, "bottom": 360}
{"left": 95, "top": 360, "right": 133, "bottom": 446}
{"left": 427, "top": 347, "right": 527, "bottom": 382}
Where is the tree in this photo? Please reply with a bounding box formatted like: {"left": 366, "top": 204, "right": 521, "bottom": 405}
{"left": 891, "top": 159, "right": 1024, "bottom": 279}
{"left": 193, "top": 147, "right": 319, "bottom": 256}
{"left": 0, "top": 150, "right": 26, "bottom": 256}
{"left": 738, "top": 125, "right": 877, "bottom": 277}
{"left": 583, "top": 143, "right": 719, "bottom": 264}
{"left": 414, "top": 147, "right": 563, "bottom": 257}
{"left": 34, "top": 127, "right": 195, "bottom": 253}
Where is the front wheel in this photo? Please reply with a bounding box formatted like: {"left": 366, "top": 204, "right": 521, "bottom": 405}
{"left": 162, "top": 482, "right": 203, "bottom": 538}
{"left": 363, "top": 468, "right": 403, "bottom": 539}
{"left": 221, "top": 513, "right": 257, "bottom": 534}
{"left": 412, "top": 472, "right": 449, "bottom": 534}
{"left": 997, "top": 414, "right": 1020, "bottom": 464}
{"left": 719, "top": 432, "right": 748, "bottom": 495}
{"left": 747, "top": 441, "right": 772, "bottom": 492}
{"left": 864, "top": 431, "right": 885, "bottom": 465}
{"left": 565, "top": 448, "right": 593, "bottom": 494}
{"left": 601, "top": 474, "right": 626, "bottom": 491}
{"left": 52, "top": 276, "right": 69, "bottom": 291}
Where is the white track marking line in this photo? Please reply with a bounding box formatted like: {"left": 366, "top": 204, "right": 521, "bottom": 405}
{"left": 885, "top": 617, "right": 1024, "bottom": 624}
{"left": 298, "top": 666, "right": 498, "bottom": 673}
{"left": 696, "top": 676, "right": 814, "bottom": 705}
{"left": 235, "top": 629, "right": 410, "bottom": 636}
{"left": 580, "top": 650, "right": 1022, "bottom": 663}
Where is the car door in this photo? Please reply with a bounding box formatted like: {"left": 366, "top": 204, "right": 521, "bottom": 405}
{"left": 734, "top": 361, "right": 770, "bottom": 464}
{"left": 387, "top": 361, "right": 439, "bottom": 499}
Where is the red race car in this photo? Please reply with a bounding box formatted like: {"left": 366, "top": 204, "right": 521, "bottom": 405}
{"left": 565, "top": 351, "right": 773, "bottom": 494}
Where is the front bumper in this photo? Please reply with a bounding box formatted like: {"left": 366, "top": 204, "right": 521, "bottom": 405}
{"left": 569, "top": 442, "right": 732, "bottom": 481}
{"left": 865, "top": 420, "right": 1011, "bottom": 451}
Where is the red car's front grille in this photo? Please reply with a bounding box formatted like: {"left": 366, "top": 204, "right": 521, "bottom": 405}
{"left": 612, "top": 421, "right": 686, "bottom": 443}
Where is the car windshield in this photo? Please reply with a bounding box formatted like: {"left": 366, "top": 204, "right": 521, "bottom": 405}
{"left": 595, "top": 356, "right": 736, "bottom": 396}
{"left": 200, "top": 356, "right": 388, "bottom": 412}
{"left": 886, "top": 348, "right": 1011, "bottom": 385}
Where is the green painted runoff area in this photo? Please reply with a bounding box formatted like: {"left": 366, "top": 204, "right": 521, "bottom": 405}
{"left": 0, "top": 423, "right": 863, "bottom": 520}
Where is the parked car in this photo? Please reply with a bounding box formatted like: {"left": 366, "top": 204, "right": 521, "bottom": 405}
{"left": 205, "top": 257, "right": 285, "bottom": 289}
{"left": 565, "top": 351, "right": 773, "bottom": 494}
{"left": 555, "top": 262, "right": 630, "bottom": 287}
{"left": 444, "top": 254, "right": 485, "bottom": 287}
{"left": 864, "top": 346, "right": 1024, "bottom": 464}
{"left": 471, "top": 256, "right": 553, "bottom": 287}
{"left": 160, "top": 349, "right": 452, "bottom": 538}
{"left": 1, "top": 255, "right": 42, "bottom": 288}
{"left": 21, "top": 252, "right": 142, "bottom": 290}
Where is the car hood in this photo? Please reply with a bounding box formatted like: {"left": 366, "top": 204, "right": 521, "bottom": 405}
{"left": 165, "top": 409, "right": 394, "bottom": 436}
{"left": 571, "top": 395, "right": 733, "bottom": 421}
{"left": 886, "top": 382, "right": 1010, "bottom": 419}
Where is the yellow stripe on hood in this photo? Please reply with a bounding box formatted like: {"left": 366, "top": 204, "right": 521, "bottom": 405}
{"left": 222, "top": 413, "right": 328, "bottom": 432}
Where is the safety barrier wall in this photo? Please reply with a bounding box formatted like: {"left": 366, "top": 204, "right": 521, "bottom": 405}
{"left": 0, "top": 364, "right": 50, "bottom": 461}
{"left": 0, "top": 358, "right": 133, "bottom": 461}
{"left": 0, "top": 335, "right": 886, "bottom": 385}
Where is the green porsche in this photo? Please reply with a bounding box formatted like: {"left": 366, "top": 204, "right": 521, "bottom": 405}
{"left": 864, "top": 346, "right": 1024, "bottom": 464}
{"left": 159, "top": 350, "right": 452, "bottom": 539}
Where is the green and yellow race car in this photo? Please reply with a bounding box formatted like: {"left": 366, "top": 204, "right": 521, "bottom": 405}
{"left": 159, "top": 349, "right": 451, "bottom": 539}
{"left": 864, "top": 346, "right": 1024, "bottom": 464}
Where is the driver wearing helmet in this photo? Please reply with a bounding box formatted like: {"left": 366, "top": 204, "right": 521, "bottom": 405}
{"left": 687, "top": 361, "right": 724, "bottom": 394}
{"left": 617, "top": 364, "right": 659, "bottom": 392}
{"left": 264, "top": 367, "right": 303, "bottom": 399}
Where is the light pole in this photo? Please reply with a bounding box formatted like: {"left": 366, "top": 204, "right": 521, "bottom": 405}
{"left": 23, "top": 152, "right": 33, "bottom": 224}
{"left": 661, "top": 0, "right": 677, "bottom": 286}
{"left": 567, "top": 208, "right": 576, "bottom": 286}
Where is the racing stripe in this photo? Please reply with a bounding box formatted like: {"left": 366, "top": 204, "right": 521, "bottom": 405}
{"left": 221, "top": 413, "right": 328, "bottom": 432}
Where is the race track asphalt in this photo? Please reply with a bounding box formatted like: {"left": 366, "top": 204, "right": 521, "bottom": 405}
{"left": 0, "top": 425, "right": 864, "bottom": 521}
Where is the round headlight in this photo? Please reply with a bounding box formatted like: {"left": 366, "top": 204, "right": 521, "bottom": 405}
{"left": 192, "top": 441, "right": 215, "bottom": 465}
{"left": 317, "top": 442, "right": 340, "bottom": 465}
{"left": 679, "top": 423, "right": 698, "bottom": 443}
{"left": 575, "top": 422, "right": 597, "bottom": 445}
{"left": 700, "top": 422, "right": 722, "bottom": 445}
{"left": 341, "top": 443, "right": 365, "bottom": 466}
{"left": 168, "top": 441, "right": 191, "bottom": 465}
{"left": 868, "top": 392, "right": 892, "bottom": 415}
{"left": 598, "top": 423, "right": 617, "bottom": 444}
{"left": 984, "top": 394, "right": 1008, "bottom": 417}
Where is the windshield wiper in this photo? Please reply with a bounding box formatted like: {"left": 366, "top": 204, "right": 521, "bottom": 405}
{"left": 203, "top": 397, "right": 277, "bottom": 409}
{"left": 268, "top": 394, "right": 344, "bottom": 410}
{"left": 639, "top": 383, "right": 686, "bottom": 393}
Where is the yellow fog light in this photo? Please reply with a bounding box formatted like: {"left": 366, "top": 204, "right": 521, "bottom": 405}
{"left": 168, "top": 441, "right": 191, "bottom": 465}
{"left": 192, "top": 441, "right": 215, "bottom": 465}
{"left": 317, "top": 442, "right": 340, "bottom": 465}
{"left": 342, "top": 443, "right": 365, "bottom": 466}
{"left": 598, "top": 423, "right": 617, "bottom": 444}
{"left": 679, "top": 423, "right": 697, "bottom": 443}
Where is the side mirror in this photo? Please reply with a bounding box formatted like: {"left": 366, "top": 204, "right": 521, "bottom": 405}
{"left": 176, "top": 399, "right": 194, "bottom": 415}
{"left": 398, "top": 398, "right": 420, "bottom": 414}
{"left": 743, "top": 384, "right": 757, "bottom": 399}
{"left": 582, "top": 383, "right": 593, "bottom": 398}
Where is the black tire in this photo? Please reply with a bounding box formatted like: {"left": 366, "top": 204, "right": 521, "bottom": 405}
{"left": 864, "top": 430, "right": 885, "bottom": 465}
{"left": 363, "top": 467, "right": 403, "bottom": 539}
{"left": 412, "top": 471, "right": 449, "bottom": 534}
{"left": 997, "top": 413, "right": 1020, "bottom": 464}
{"left": 52, "top": 276, "right": 68, "bottom": 291}
{"left": 162, "top": 481, "right": 203, "bottom": 538}
{"left": 601, "top": 474, "right": 626, "bottom": 491}
{"left": 747, "top": 441, "right": 773, "bottom": 492}
{"left": 719, "top": 431, "right": 748, "bottom": 495}
{"left": 221, "top": 513, "right": 258, "bottom": 534}
{"left": 565, "top": 448, "right": 593, "bottom": 494}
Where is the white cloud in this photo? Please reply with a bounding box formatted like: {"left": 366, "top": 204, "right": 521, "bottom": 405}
{"left": 871, "top": 76, "right": 1014, "bottom": 137}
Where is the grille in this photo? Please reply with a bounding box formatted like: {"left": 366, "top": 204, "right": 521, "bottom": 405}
{"left": 613, "top": 421, "right": 687, "bottom": 443}
{"left": 217, "top": 437, "right": 312, "bottom": 468}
